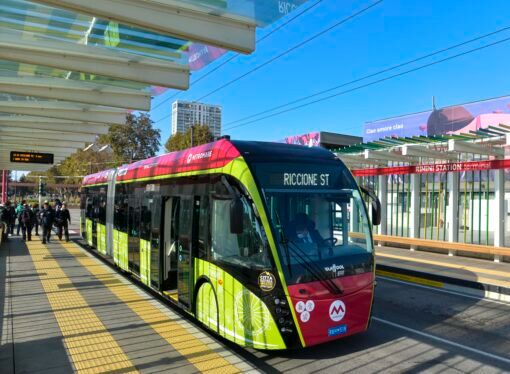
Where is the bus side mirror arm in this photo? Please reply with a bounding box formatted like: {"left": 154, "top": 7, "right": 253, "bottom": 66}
{"left": 360, "top": 186, "right": 382, "bottom": 226}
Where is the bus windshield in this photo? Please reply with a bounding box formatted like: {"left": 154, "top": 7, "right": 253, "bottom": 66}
{"left": 253, "top": 162, "right": 373, "bottom": 285}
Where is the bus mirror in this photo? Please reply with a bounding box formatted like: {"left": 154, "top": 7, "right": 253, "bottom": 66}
{"left": 371, "top": 198, "right": 381, "bottom": 226}
{"left": 230, "top": 198, "right": 244, "bottom": 234}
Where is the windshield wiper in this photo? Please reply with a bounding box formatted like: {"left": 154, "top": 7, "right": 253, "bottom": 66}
{"left": 283, "top": 239, "right": 343, "bottom": 295}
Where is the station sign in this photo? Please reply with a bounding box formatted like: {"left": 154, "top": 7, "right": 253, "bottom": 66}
{"left": 10, "top": 151, "right": 54, "bottom": 164}
{"left": 352, "top": 159, "right": 510, "bottom": 177}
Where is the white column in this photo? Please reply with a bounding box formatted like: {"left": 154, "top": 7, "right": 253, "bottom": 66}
{"left": 409, "top": 174, "right": 421, "bottom": 250}
{"left": 494, "top": 169, "right": 505, "bottom": 262}
{"left": 378, "top": 175, "right": 388, "bottom": 237}
{"left": 448, "top": 172, "right": 460, "bottom": 255}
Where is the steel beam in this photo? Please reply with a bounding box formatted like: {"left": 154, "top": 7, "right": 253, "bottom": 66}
{"left": 364, "top": 150, "right": 414, "bottom": 163}
{"left": 447, "top": 139, "right": 504, "bottom": 157}
{"left": 0, "top": 136, "right": 85, "bottom": 148}
{"left": 0, "top": 28, "right": 189, "bottom": 88}
{"left": 33, "top": 0, "right": 256, "bottom": 54}
{"left": 402, "top": 145, "right": 458, "bottom": 161}
{"left": 0, "top": 128, "right": 96, "bottom": 143}
{"left": 0, "top": 100, "right": 126, "bottom": 125}
{"left": 0, "top": 76, "right": 151, "bottom": 110}
{"left": 0, "top": 162, "right": 55, "bottom": 172}
{"left": 0, "top": 116, "right": 110, "bottom": 135}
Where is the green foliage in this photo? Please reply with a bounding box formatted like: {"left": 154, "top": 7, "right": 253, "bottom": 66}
{"left": 164, "top": 124, "right": 214, "bottom": 152}
{"left": 100, "top": 112, "right": 160, "bottom": 162}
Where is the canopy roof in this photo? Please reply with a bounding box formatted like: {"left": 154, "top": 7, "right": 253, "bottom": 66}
{"left": 1, "top": 0, "right": 310, "bottom": 172}
{"left": 334, "top": 124, "right": 510, "bottom": 170}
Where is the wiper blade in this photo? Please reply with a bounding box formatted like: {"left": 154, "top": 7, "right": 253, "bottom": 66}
{"left": 285, "top": 240, "right": 343, "bottom": 295}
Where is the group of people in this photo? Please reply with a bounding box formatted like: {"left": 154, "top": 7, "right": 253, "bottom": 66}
{"left": 1, "top": 199, "right": 71, "bottom": 243}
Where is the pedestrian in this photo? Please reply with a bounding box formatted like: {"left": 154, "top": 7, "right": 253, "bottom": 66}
{"left": 56, "top": 202, "right": 71, "bottom": 242}
{"left": 1, "top": 203, "right": 11, "bottom": 241}
{"left": 31, "top": 203, "right": 40, "bottom": 236}
{"left": 15, "top": 200, "right": 25, "bottom": 236}
{"left": 7, "top": 201, "right": 16, "bottom": 235}
{"left": 40, "top": 201, "right": 54, "bottom": 244}
{"left": 19, "top": 203, "right": 34, "bottom": 241}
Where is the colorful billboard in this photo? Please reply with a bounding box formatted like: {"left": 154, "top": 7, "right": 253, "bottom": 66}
{"left": 281, "top": 132, "right": 321, "bottom": 147}
{"left": 364, "top": 96, "right": 510, "bottom": 142}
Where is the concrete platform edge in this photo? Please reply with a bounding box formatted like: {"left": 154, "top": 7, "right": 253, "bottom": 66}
{"left": 376, "top": 264, "right": 510, "bottom": 303}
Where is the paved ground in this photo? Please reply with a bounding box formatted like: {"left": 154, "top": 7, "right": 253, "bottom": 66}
{"left": 1, "top": 210, "right": 509, "bottom": 373}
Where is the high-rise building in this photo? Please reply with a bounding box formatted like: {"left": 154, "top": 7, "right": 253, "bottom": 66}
{"left": 171, "top": 100, "right": 222, "bottom": 138}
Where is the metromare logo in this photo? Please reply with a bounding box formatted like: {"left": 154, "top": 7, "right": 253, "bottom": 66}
{"left": 329, "top": 300, "right": 346, "bottom": 322}
{"left": 328, "top": 324, "right": 347, "bottom": 337}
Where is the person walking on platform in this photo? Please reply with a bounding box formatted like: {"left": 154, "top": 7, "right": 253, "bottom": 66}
{"left": 15, "top": 200, "right": 25, "bottom": 236}
{"left": 55, "top": 202, "right": 71, "bottom": 242}
{"left": 31, "top": 203, "right": 40, "bottom": 236}
{"left": 19, "top": 203, "right": 34, "bottom": 241}
{"left": 40, "top": 201, "right": 54, "bottom": 244}
{"left": 1, "top": 203, "right": 11, "bottom": 241}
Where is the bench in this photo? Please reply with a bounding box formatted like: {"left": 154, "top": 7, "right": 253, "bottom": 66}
{"left": 371, "top": 234, "right": 510, "bottom": 262}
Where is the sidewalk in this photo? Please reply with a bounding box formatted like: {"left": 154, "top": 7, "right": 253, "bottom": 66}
{"left": 375, "top": 245, "right": 510, "bottom": 301}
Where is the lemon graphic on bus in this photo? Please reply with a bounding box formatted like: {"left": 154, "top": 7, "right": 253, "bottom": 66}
{"left": 234, "top": 289, "right": 272, "bottom": 336}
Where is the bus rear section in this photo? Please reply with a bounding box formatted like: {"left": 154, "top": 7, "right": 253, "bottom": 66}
{"left": 252, "top": 160, "right": 377, "bottom": 347}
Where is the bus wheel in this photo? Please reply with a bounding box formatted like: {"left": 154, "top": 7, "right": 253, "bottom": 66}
{"left": 195, "top": 282, "right": 219, "bottom": 333}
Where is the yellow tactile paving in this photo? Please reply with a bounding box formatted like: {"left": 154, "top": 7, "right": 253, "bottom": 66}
{"left": 377, "top": 252, "right": 510, "bottom": 279}
{"left": 26, "top": 242, "right": 138, "bottom": 374}
{"left": 61, "top": 242, "right": 241, "bottom": 374}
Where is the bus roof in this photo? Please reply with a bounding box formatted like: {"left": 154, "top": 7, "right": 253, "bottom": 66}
{"left": 82, "top": 139, "right": 338, "bottom": 186}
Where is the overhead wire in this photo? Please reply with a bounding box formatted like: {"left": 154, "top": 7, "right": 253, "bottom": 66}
{"left": 224, "top": 35, "right": 510, "bottom": 131}
{"left": 223, "top": 25, "right": 510, "bottom": 128}
{"left": 153, "top": 0, "right": 383, "bottom": 123}
{"left": 150, "top": 0, "right": 325, "bottom": 113}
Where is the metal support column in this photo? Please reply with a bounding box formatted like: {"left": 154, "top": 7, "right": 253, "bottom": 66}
{"left": 409, "top": 174, "right": 420, "bottom": 250}
{"left": 494, "top": 168, "right": 505, "bottom": 262}
{"left": 378, "top": 175, "right": 388, "bottom": 237}
{"left": 447, "top": 172, "right": 459, "bottom": 255}
{"left": 1, "top": 170, "right": 7, "bottom": 204}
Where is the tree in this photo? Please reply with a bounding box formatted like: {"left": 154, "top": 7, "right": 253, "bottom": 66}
{"left": 100, "top": 112, "right": 161, "bottom": 162}
{"left": 164, "top": 124, "right": 214, "bottom": 152}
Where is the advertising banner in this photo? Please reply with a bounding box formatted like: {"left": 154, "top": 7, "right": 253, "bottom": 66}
{"left": 364, "top": 96, "right": 510, "bottom": 142}
{"left": 281, "top": 132, "right": 321, "bottom": 147}
{"left": 351, "top": 159, "right": 510, "bottom": 177}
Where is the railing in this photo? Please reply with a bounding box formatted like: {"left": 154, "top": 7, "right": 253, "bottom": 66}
{"left": 371, "top": 234, "right": 510, "bottom": 262}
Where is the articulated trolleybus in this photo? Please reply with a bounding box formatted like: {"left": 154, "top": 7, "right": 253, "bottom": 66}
{"left": 81, "top": 139, "right": 381, "bottom": 349}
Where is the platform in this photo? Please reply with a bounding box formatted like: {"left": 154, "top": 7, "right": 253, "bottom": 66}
{"left": 376, "top": 245, "right": 510, "bottom": 299}
{"left": 0, "top": 237, "right": 255, "bottom": 374}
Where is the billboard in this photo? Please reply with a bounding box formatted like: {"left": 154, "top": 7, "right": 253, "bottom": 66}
{"left": 281, "top": 132, "right": 321, "bottom": 147}
{"left": 363, "top": 96, "right": 510, "bottom": 142}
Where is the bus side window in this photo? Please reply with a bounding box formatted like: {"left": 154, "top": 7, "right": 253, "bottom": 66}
{"left": 210, "top": 197, "right": 270, "bottom": 270}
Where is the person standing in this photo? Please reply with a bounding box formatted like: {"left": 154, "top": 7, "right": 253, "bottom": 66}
{"left": 56, "top": 202, "right": 71, "bottom": 242}
{"left": 1, "top": 203, "right": 11, "bottom": 241}
{"left": 40, "top": 201, "right": 54, "bottom": 244}
{"left": 31, "top": 203, "right": 40, "bottom": 236}
{"left": 7, "top": 201, "right": 16, "bottom": 235}
{"left": 19, "top": 203, "right": 34, "bottom": 241}
{"left": 15, "top": 200, "right": 25, "bottom": 236}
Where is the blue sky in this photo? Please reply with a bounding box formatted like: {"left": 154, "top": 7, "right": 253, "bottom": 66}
{"left": 149, "top": 0, "right": 510, "bottom": 151}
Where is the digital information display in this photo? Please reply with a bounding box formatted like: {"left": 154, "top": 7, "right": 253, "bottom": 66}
{"left": 10, "top": 151, "right": 54, "bottom": 164}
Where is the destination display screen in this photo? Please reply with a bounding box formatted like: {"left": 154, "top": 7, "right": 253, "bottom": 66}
{"left": 10, "top": 151, "right": 54, "bottom": 164}
{"left": 253, "top": 162, "right": 354, "bottom": 191}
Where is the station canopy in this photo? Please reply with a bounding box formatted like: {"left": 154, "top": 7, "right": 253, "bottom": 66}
{"left": 334, "top": 124, "right": 510, "bottom": 168}
{"left": 0, "top": 0, "right": 311, "bottom": 172}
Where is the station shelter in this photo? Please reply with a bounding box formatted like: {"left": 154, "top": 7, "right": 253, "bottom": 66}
{"left": 335, "top": 124, "right": 510, "bottom": 258}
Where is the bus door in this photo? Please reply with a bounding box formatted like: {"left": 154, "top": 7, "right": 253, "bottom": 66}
{"left": 176, "top": 196, "right": 195, "bottom": 307}
{"left": 162, "top": 196, "right": 179, "bottom": 291}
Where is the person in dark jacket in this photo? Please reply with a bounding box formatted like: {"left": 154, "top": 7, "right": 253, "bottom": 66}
{"left": 1, "top": 204, "right": 11, "bottom": 241}
{"left": 55, "top": 202, "right": 71, "bottom": 242}
{"left": 7, "top": 202, "right": 16, "bottom": 235}
{"left": 19, "top": 203, "right": 34, "bottom": 241}
{"left": 40, "top": 201, "right": 54, "bottom": 244}
{"left": 31, "top": 203, "right": 40, "bottom": 236}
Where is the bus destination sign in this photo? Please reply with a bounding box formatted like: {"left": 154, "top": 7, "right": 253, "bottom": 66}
{"left": 10, "top": 151, "right": 54, "bottom": 164}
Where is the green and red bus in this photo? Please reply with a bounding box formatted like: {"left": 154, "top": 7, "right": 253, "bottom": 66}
{"left": 81, "top": 139, "right": 380, "bottom": 349}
